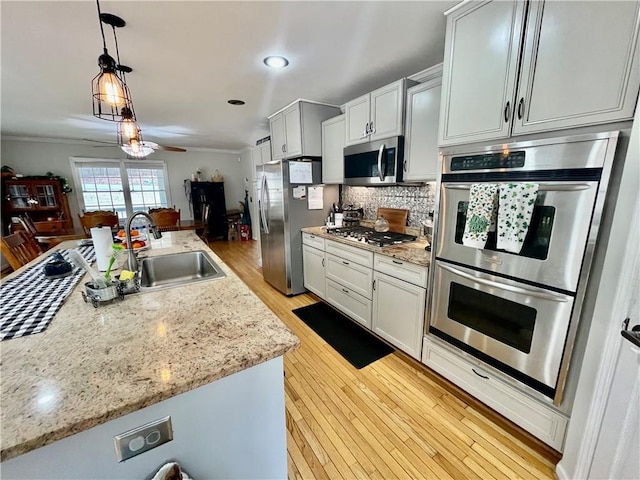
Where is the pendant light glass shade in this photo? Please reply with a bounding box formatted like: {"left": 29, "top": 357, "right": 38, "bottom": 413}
{"left": 121, "top": 134, "right": 154, "bottom": 158}
{"left": 116, "top": 106, "right": 140, "bottom": 145}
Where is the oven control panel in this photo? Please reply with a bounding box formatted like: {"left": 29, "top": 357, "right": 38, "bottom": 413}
{"left": 451, "top": 151, "right": 525, "bottom": 171}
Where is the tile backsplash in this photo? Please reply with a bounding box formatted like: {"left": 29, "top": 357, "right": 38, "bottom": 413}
{"left": 341, "top": 183, "right": 436, "bottom": 227}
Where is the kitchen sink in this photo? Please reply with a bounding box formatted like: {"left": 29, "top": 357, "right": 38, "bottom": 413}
{"left": 138, "top": 250, "right": 226, "bottom": 291}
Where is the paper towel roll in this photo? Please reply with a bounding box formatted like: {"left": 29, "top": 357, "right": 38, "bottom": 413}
{"left": 91, "top": 226, "right": 114, "bottom": 272}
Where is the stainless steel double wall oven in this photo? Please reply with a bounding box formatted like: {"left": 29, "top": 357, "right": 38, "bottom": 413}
{"left": 430, "top": 132, "right": 620, "bottom": 405}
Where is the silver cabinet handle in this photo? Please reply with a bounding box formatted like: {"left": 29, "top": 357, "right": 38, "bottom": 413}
{"left": 438, "top": 262, "right": 570, "bottom": 302}
{"left": 444, "top": 183, "right": 593, "bottom": 192}
{"left": 377, "top": 144, "right": 385, "bottom": 181}
{"left": 369, "top": 121, "right": 375, "bottom": 134}
{"left": 342, "top": 260, "right": 349, "bottom": 265}
{"left": 342, "top": 288, "right": 349, "bottom": 294}
{"left": 392, "top": 259, "right": 403, "bottom": 265}
{"left": 403, "top": 160, "right": 407, "bottom": 173}
{"left": 322, "top": 258, "right": 325, "bottom": 267}
{"left": 504, "top": 101, "right": 511, "bottom": 123}
{"left": 373, "top": 279, "right": 376, "bottom": 291}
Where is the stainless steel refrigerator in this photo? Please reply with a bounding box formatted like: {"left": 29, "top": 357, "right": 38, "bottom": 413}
{"left": 257, "top": 158, "right": 338, "bottom": 295}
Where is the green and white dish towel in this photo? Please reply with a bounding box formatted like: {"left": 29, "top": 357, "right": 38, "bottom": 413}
{"left": 462, "top": 184, "right": 499, "bottom": 249}
{"left": 496, "top": 183, "right": 539, "bottom": 253}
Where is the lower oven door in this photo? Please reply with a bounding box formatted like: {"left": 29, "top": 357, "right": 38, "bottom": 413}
{"left": 430, "top": 260, "right": 575, "bottom": 396}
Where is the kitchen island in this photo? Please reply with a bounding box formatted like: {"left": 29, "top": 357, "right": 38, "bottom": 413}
{"left": 0, "top": 231, "right": 299, "bottom": 479}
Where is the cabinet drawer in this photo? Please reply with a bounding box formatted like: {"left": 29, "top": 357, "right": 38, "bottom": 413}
{"left": 326, "top": 254, "right": 373, "bottom": 299}
{"left": 302, "top": 232, "right": 325, "bottom": 250}
{"left": 326, "top": 279, "right": 372, "bottom": 329}
{"left": 326, "top": 239, "right": 373, "bottom": 268}
{"left": 374, "top": 254, "right": 428, "bottom": 288}
{"left": 421, "top": 336, "right": 568, "bottom": 451}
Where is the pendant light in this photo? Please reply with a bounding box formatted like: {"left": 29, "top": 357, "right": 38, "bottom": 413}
{"left": 91, "top": 1, "right": 132, "bottom": 121}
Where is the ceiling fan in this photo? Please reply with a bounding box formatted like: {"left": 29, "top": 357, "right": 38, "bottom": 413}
{"left": 84, "top": 138, "right": 187, "bottom": 157}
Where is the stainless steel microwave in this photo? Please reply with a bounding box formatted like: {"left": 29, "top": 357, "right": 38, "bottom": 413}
{"left": 343, "top": 136, "right": 404, "bottom": 186}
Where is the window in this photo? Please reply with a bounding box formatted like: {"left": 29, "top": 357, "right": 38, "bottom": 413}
{"left": 70, "top": 158, "right": 170, "bottom": 220}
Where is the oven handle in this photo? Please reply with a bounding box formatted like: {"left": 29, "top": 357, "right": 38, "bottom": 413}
{"left": 438, "top": 262, "right": 570, "bottom": 302}
{"left": 443, "top": 183, "right": 592, "bottom": 192}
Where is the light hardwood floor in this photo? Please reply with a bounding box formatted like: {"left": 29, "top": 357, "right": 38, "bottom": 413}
{"left": 209, "top": 239, "right": 560, "bottom": 480}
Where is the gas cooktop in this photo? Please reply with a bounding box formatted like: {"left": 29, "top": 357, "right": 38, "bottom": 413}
{"left": 326, "top": 226, "right": 417, "bottom": 248}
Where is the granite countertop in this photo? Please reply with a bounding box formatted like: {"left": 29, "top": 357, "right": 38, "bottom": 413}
{"left": 0, "top": 231, "right": 299, "bottom": 462}
{"left": 301, "top": 226, "right": 432, "bottom": 267}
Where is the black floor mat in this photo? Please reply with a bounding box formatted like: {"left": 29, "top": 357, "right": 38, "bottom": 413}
{"left": 292, "top": 302, "right": 393, "bottom": 369}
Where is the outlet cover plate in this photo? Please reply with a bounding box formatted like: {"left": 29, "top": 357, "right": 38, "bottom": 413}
{"left": 114, "top": 416, "right": 173, "bottom": 462}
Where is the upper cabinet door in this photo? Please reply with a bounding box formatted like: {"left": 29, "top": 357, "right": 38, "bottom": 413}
{"left": 370, "top": 79, "right": 405, "bottom": 142}
{"left": 322, "top": 114, "right": 345, "bottom": 184}
{"left": 345, "top": 94, "right": 370, "bottom": 146}
{"left": 404, "top": 77, "right": 442, "bottom": 182}
{"left": 269, "top": 114, "right": 286, "bottom": 161}
{"left": 514, "top": 1, "right": 640, "bottom": 135}
{"left": 438, "top": 0, "right": 526, "bottom": 146}
{"left": 260, "top": 141, "right": 272, "bottom": 164}
{"left": 283, "top": 103, "right": 302, "bottom": 157}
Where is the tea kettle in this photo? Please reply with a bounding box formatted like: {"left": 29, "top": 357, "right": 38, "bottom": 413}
{"left": 374, "top": 216, "right": 389, "bottom": 232}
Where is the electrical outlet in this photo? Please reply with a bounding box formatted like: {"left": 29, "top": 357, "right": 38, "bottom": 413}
{"left": 113, "top": 416, "right": 173, "bottom": 462}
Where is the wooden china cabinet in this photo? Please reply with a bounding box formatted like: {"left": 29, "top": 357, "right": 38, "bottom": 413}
{"left": 2, "top": 177, "right": 73, "bottom": 235}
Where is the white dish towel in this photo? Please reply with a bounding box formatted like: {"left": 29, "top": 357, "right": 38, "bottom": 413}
{"left": 497, "top": 183, "right": 539, "bottom": 253}
{"left": 462, "top": 183, "right": 499, "bottom": 249}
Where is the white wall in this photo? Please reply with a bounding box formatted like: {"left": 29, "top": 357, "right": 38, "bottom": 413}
{"left": 1, "top": 139, "right": 246, "bottom": 226}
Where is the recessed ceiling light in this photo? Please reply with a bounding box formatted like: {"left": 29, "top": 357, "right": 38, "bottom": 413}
{"left": 227, "top": 99, "right": 245, "bottom": 105}
{"left": 263, "top": 56, "right": 289, "bottom": 69}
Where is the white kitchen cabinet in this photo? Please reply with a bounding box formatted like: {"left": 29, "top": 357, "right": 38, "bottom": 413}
{"left": 403, "top": 70, "right": 442, "bottom": 182}
{"left": 303, "top": 244, "right": 326, "bottom": 299}
{"left": 345, "top": 79, "right": 409, "bottom": 146}
{"left": 326, "top": 254, "right": 373, "bottom": 300}
{"left": 438, "top": 0, "right": 640, "bottom": 146}
{"left": 251, "top": 141, "right": 271, "bottom": 180}
{"left": 269, "top": 100, "right": 341, "bottom": 160}
{"left": 422, "top": 335, "right": 569, "bottom": 451}
{"left": 372, "top": 271, "right": 425, "bottom": 360}
{"left": 321, "top": 114, "right": 345, "bottom": 184}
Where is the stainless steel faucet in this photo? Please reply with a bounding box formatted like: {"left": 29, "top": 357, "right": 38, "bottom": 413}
{"left": 124, "top": 211, "right": 162, "bottom": 271}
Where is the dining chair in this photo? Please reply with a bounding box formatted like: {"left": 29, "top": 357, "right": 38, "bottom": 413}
{"left": 17, "top": 215, "right": 84, "bottom": 251}
{"left": 78, "top": 210, "right": 119, "bottom": 237}
{"left": 149, "top": 205, "right": 177, "bottom": 214}
{"left": 199, "top": 204, "right": 210, "bottom": 241}
{"left": 0, "top": 231, "right": 44, "bottom": 270}
{"left": 150, "top": 209, "right": 181, "bottom": 232}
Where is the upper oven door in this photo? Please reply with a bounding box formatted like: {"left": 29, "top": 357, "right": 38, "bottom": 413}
{"left": 436, "top": 180, "right": 599, "bottom": 292}
{"left": 343, "top": 136, "right": 403, "bottom": 186}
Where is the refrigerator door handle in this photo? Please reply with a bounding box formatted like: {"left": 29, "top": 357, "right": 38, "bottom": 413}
{"left": 260, "top": 174, "right": 269, "bottom": 234}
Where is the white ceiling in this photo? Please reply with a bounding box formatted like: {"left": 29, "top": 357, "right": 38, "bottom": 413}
{"left": 1, "top": 1, "right": 457, "bottom": 152}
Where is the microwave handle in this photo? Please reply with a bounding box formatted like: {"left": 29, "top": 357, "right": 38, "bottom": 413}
{"left": 443, "top": 183, "right": 593, "bottom": 192}
{"left": 377, "top": 144, "right": 385, "bottom": 181}
{"left": 438, "top": 262, "right": 570, "bottom": 302}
